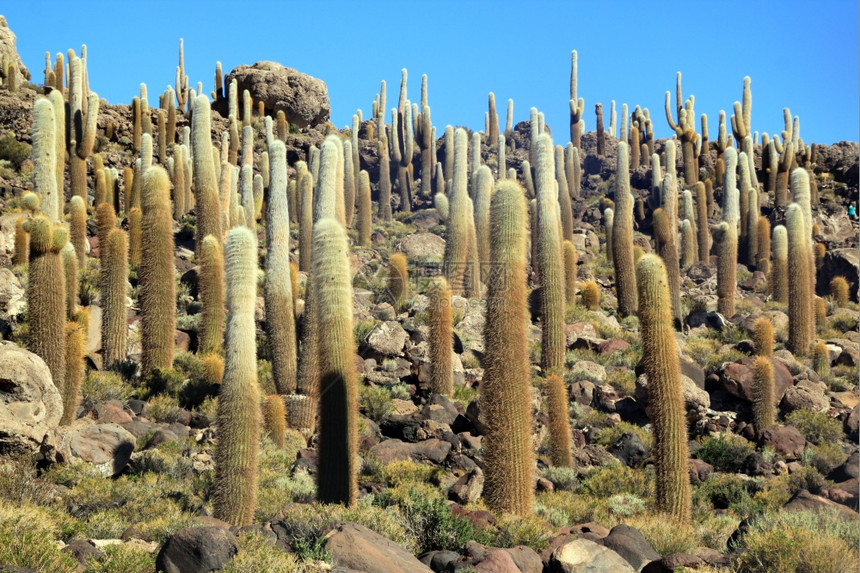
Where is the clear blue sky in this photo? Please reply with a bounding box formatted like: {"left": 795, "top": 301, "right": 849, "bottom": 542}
{"left": 4, "top": 1, "right": 858, "bottom": 145}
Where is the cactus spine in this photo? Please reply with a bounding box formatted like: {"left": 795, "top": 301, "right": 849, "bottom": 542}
{"left": 612, "top": 142, "right": 637, "bottom": 316}
{"left": 265, "top": 140, "right": 297, "bottom": 395}
{"left": 213, "top": 226, "right": 261, "bottom": 527}
{"left": 427, "top": 276, "right": 453, "bottom": 397}
{"left": 101, "top": 228, "right": 128, "bottom": 369}
{"left": 546, "top": 374, "right": 573, "bottom": 468}
{"left": 482, "top": 180, "right": 534, "bottom": 515}
{"left": 636, "top": 254, "right": 691, "bottom": 523}
{"left": 139, "top": 166, "right": 176, "bottom": 375}
{"left": 786, "top": 203, "right": 812, "bottom": 356}
{"left": 313, "top": 218, "right": 358, "bottom": 506}
{"left": 535, "top": 133, "right": 565, "bottom": 373}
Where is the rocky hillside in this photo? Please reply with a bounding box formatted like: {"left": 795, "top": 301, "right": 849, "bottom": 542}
{"left": 0, "top": 16, "right": 858, "bottom": 573}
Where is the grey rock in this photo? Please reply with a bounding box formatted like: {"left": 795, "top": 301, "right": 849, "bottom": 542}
{"left": 327, "top": 522, "right": 432, "bottom": 572}
{"left": 155, "top": 526, "right": 238, "bottom": 573}
{"left": 226, "top": 61, "right": 329, "bottom": 127}
{"left": 549, "top": 538, "right": 636, "bottom": 572}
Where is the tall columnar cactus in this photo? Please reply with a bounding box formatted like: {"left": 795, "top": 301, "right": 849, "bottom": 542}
{"left": 415, "top": 97, "right": 433, "bottom": 199}
{"left": 534, "top": 133, "right": 565, "bottom": 374}
{"left": 546, "top": 374, "right": 573, "bottom": 468}
{"left": 356, "top": 170, "right": 372, "bottom": 247}
{"left": 636, "top": 254, "right": 691, "bottom": 523}
{"left": 13, "top": 216, "right": 27, "bottom": 266}
{"left": 752, "top": 356, "right": 775, "bottom": 432}
{"left": 612, "top": 142, "right": 637, "bottom": 316}
{"left": 313, "top": 218, "right": 358, "bottom": 506}
{"left": 101, "top": 228, "right": 128, "bottom": 369}
{"left": 473, "top": 165, "right": 493, "bottom": 271}
{"left": 213, "top": 226, "right": 261, "bottom": 527}
{"left": 756, "top": 216, "right": 771, "bottom": 275}
{"left": 60, "top": 321, "right": 84, "bottom": 426}
{"left": 563, "top": 240, "right": 577, "bottom": 306}
{"left": 830, "top": 276, "right": 850, "bottom": 308}
{"left": 139, "top": 166, "right": 176, "bottom": 375}
{"left": 32, "top": 98, "right": 59, "bottom": 221}
{"left": 299, "top": 171, "right": 314, "bottom": 272}
{"left": 653, "top": 208, "right": 682, "bottom": 328}
{"left": 604, "top": 207, "right": 614, "bottom": 260}
{"left": 378, "top": 137, "right": 392, "bottom": 222}
{"left": 581, "top": 280, "right": 600, "bottom": 310}
{"left": 682, "top": 189, "right": 698, "bottom": 266}
{"left": 665, "top": 72, "right": 699, "bottom": 186}
{"left": 69, "top": 55, "right": 99, "bottom": 204}
{"left": 68, "top": 195, "right": 87, "bottom": 268}
{"left": 595, "top": 103, "right": 605, "bottom": 157}
{"left": 265, "top": 140, "right": 297, "bottom": 395}
{"left": 191, "top": 95, "right": 223, "bottom": 256}
{"left": 554, "top": 145, "right": 574, "bottom": 242}
{"left": 388, "top": 253, "right": 409, "bottom": 311}
{"left": 427, "top": 276, "right": 453, "bottom": 397}
{"left": 27, "top": 215, "right": 66, "bottom": 390}
{"left": 790, "top": 168, "right": 816, "bottom": 342}
{"left": 715, "top": 221, "right": 737, "bottom": 317}
{"left": 786, "top": 203, "right": 812, "bottom": 356}
{"left": 198, "top": 235, "right": 225, "bottom": 355}
{"left": 342, "top": 140, "right": 356, "bottom": 227}
{"left": 482, "top": 179, "right": 534, "bottom": 516}
{"left": 444, "top": 128, "right": 470, "bottom": 295}
{"left": 770, "top": 225, "right": 788, "bottom": 303}
{"left": 680, "top": 219, "right": 696, "bottom": 270}
{"left": 263, "top": 394, "right": 287, "bottom": 449}
{"left": 813, "top": 342, "right": 830, "bottom": 378}
{"left": 752, "top": 317, "right": 774, "bottom": 357}
{"left": 569, "top": 50, "right": 584, "bottom": 149}
{"left": 315, "top": 135, "right": 345, "bottom": 225}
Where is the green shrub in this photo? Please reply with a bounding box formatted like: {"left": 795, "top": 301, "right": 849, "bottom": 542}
{"left": 580, "top": 462, "right": 653, "bottom": 498}
{"left": 734, "top": 509, "right": 859, "bottom": 573}
{"left": 0, "top": 508, "right": 78, "bottom": 572}
{"left": 86, "top": 543, "right": 157, "bottom": 573}
{"left": 81, "top": 371, "right": 136, "bottom": 410}
{"left": 359, "top": 384, "right": 394, "bottom": 423}
{"left": 381, "top": 485, "right": 475, "bottom": 553}
{"left": 143, "top": 367, "right": 186, "bottom": 398}
{"left": 0, "top": 133, "right": 31, "bottom": 170}
{"left": 695, "top": 433, "right": 755, "bottom": 473}
{"left": 541, "top": 466, "right": 579, "bottom": 492}
{"left": 381, "top": 460, "right": 443, "bottom": 488}
{"left": 693, "top": 473, "right": 757, "bottom": 517}
{"left": 808, "top": 442, "right": 848, "bottom": 475}
{"left": 143, "top": 394, "right": 186, "bottom": 423}
{"left": 607, "top": 493, "right": 647, "bottom": 517}
{"left": 223, "top": 531, "right": 301, "bottom": 572}
{"left": 785, "top": 410, "right": 843, "bottom": 445}
{"left": 595, "top": 421, "right": 653, "bottom": 450}
{"left": 487, "top": 514, "right": 552, "bottom": 552}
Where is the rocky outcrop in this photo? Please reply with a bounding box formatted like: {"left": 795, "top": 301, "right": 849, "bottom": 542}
{"left": 0, "top": 341, "right": 62, "bottom": 456}
{"left": 0, "top": 16, "right": 30, "bottom": 85}
{"left": 225, "top": 61, "right": 330, "bottom": 127}
{"left": 155, "top": 525, "right": 238, "bottom": 573}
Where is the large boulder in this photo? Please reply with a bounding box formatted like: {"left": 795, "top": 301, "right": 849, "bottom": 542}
{"left": 0, "top": 16, "right": 30, "bottom": 85}
{"left": 326, "top": 522, "right": 432, "bottom": 572}
{"left": 44, "top": 419, "right": 136, "bottom": 476}
{"left": 0, "top": 341, "right": 62, "bottom": 456}
{"left": 718, "top": 357, "right": 793, "bottom": 403}
{"left": 155, "top": 525, "right": 238, "bottom": 573}
{"left": 548, "top": 538, "right": 636, "bottom": 572}
{"left": 225, "top": 61, "right": 329, "bottom": 127}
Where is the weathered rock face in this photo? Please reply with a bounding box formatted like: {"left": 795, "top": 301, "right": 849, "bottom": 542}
{"left": 225, "top": 61, "right": 330, "bottom": 127}
{"left": 0, "top": 341, "right": 62, "bottom": 456}
{"left": 326, "top": 522, "right": 432, "bottom": 573}
{"left": 0, "top": 16, "right": 30, "bottom": 85}
{"left": 155, "top": 525, "right": 238, "bottom": 573}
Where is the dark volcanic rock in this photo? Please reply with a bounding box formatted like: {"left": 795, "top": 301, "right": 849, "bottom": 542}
{"left": 155, "top": 526, "right": 238, "bottom": 573}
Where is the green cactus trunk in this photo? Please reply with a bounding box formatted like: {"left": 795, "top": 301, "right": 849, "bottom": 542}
{"left": 139, "top": 166, "right": 176, "bottom": 375}
{"left": 427, "top": 277, "right": 453, "bottom": 397}
{"left": 481, "top": 179, "right": 534, "bottom": 516}
{"left": 751, "top": 356, "right": 775, "bottom": 431}
{"left": 197, "top": 235, "right": 225, "bottom": 355}
{"left": 265, "top": 140, "right": 297, "bottom": 395}
{"left": 786, "top": 204, "right": 812, "bottom": 356}
{"left": 636, "top": 253, "right": 691, "bottom": 523}
{"left": 313, "top": 218, "right": 358, "bottom": 506}
{"left": 101, "top": 228, "right": 128, "bottom": 369}
{"left": 613, "top": 142, "right": 637, "bottom": 316}
{"left": 535, "top": 133, "right": 565, "bottom": 374}
{"left": 546, "top": 374, "right": 573, "bottom": 468}
{"left": 213, "top": 226, "right": 262, "bottom": 527}
{"left": 27, "top": 215, "right": 67, "bottom": 392}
